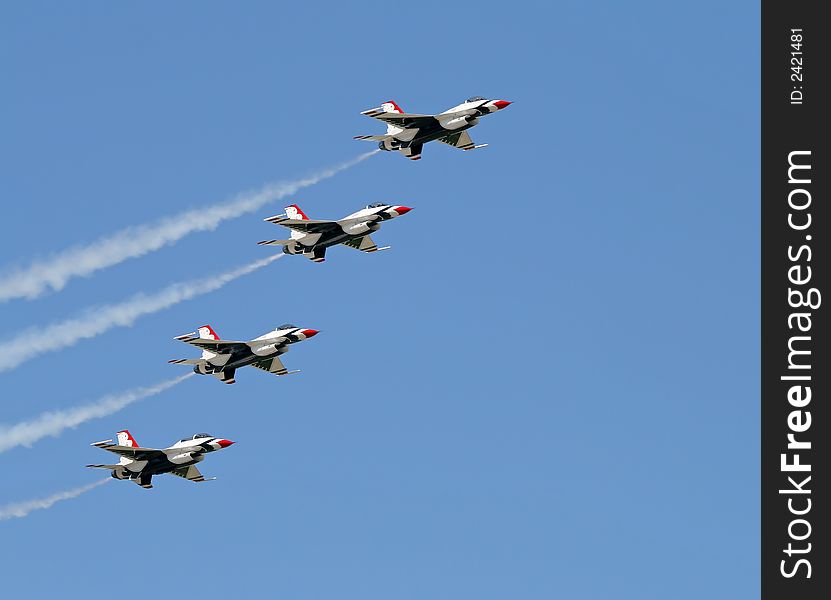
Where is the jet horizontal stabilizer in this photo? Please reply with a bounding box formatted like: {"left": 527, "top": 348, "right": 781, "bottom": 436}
{"left": 354, "top": 134, "right": 390, "bottom": 141}
{"left": 91, "top": 439, "right": 114, "bottom": 447}
{"left": 358, "top": 97, "right": 509, "bottom": 159}
{"left": 87, "top": 431, "right": 234, "bottom": 488}
{"left": 257, "top": 239, "right": 294, "bottom": 246}
{"left": 174, "top": 332, "right": 199, "bottom": 341}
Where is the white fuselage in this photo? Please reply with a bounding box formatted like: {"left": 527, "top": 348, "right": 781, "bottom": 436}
{"left": 113, "top": 436, "right": 228, "bottom": 478}
{"left": 283, "top": 205, "right": 409, "bottom": 256}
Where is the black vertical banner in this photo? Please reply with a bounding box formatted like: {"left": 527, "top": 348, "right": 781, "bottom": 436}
{"left": 762, "top": 2, "right": 829, "bottom": 598}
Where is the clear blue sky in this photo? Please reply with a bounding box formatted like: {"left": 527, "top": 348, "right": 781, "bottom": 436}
{"left": 0, "top": 2, "right": 759, "bottom": 598}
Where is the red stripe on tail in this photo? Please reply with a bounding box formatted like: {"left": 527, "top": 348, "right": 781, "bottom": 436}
{"left": 285, "top": 204, "right": 310, "bottom": 220}
{"left": 117, "top": 430, "right": 140, "bottom": 448}
{"left": 198, "top": 325, "right": 220, "bottom": 340}
{"left": 382, "top": 100, "right": 403, "bottom": 114}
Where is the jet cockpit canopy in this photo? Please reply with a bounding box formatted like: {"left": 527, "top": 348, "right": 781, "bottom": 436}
{"left": 180, "top": 433, "right": 212, "bottom": 442}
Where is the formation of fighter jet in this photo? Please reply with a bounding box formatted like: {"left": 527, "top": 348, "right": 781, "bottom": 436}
{"left": 76, "top": 96, "right": 511, "bottom": 490}
{"left": 355, "top": 96, "right": 511, "bottom": 160}
{"left": 257, "top": 203, "right": 412, "bottom": 262}
{"left": 169, "top": 324, "right": 319, "bottom": 384}
{"left": 86, "top": 430, "right": 234, "bottom": 489}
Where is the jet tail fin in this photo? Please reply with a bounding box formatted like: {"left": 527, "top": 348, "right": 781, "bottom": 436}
{"left": 381, "top": 100, "right": 403, "bottom": 114}
{"left": 382, "top": 100, "right": 404, "bottom": 134}
{"left": 360, "top": 100, "right": 403, "bottom": 115}
{"left": 116, "top": 430, "right": 140, "bottom": 448}
{"left": 285, "top": 204, "right": 309, "bottom": 221}
{"left": 195, "top": 325, "right": 220, "bottom": 360}
{"left": 357, "top": 100, "right": 407, "bottom": 135}
{"left": 197, "top": 325, "right": 220, "bottom": 340}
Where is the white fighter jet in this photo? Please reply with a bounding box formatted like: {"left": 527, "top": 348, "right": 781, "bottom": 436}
{"left": 169, "top": 324, "right": 319, "bottom": 384}
{"left": 257, "top": 203, "right": 412, "bottom": 262}
{"left": 86, "top": 430, "right": 234, "bottom": 489}
{"left": 355, "top": 96, "right": 511, "bottom": 160}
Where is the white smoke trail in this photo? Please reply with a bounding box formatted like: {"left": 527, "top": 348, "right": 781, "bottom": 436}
{"left": 0, "top": 479, "right": 110, "bottom": 521}
{"left": 0, "top": 254, "right": 282, "bottom": 373}
{"left": 0, "top": 373, "right": 193, "bottom": 453}
{"left": 0, "top": 150, "right": 378, "bottom": 302}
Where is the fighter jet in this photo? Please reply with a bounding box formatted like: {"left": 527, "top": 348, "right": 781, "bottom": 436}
{"left": 169, "top": 324, "right": 318, "bottom": 384}
{"left": 86, "top": 430, "right": 234, "bottom": 489}
{"left": 354, "top": 96, "right": 511, "bottom": 160}
{"left": 257, "top": 203, "right": 412, "bottom": 262}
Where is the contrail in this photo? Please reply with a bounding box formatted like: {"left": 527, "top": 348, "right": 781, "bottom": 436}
{"left": 0, "top": 150, "right": 378, "bottom": 302}
{"left": 0, "top": 479, "right": 110, "bottom": 521}
{"left": 0, "top": 373, "right": 193, "bottom": 453}
{"left": 0, "top": 254, "right": 282, "bottom": 373}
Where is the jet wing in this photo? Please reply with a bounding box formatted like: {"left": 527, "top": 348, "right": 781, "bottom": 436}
{"left": 167, "top": 358, "right": 203, "bottom": 365}
{"left": 342, "top": 234, "right": 379, "bottom": 253}
{"left": 250, "top": 355, "right": 292, "bottom": 376}
{"left": 263, "top": 216, "right": 340, "bottom": 234}
{"left": 174, "top": 335, "right": 250, "bottom": 354}
{"left": 92, "top": 442, "right": 164, "bottom": 462}
{"left": 437, "top": 130, "right": 484, "bottom": 151}
{"left": 170, "top": 464, "right": 209, "bottom": 482}
{"left": 360, "top": 107, "right": 436, "bottom": 129}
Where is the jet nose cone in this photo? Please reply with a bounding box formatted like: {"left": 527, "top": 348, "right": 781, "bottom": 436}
{"left": 302, "top": 329, "right": 320, "bottom": 338}
{"left": 394, "top": 206, "right": 413, "bottom": 215}
{"left": 493, "top": 100, "right": 512, "bottom": 110}
{"left": 217, "top": 439, "right": 235, "bottom": 448}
